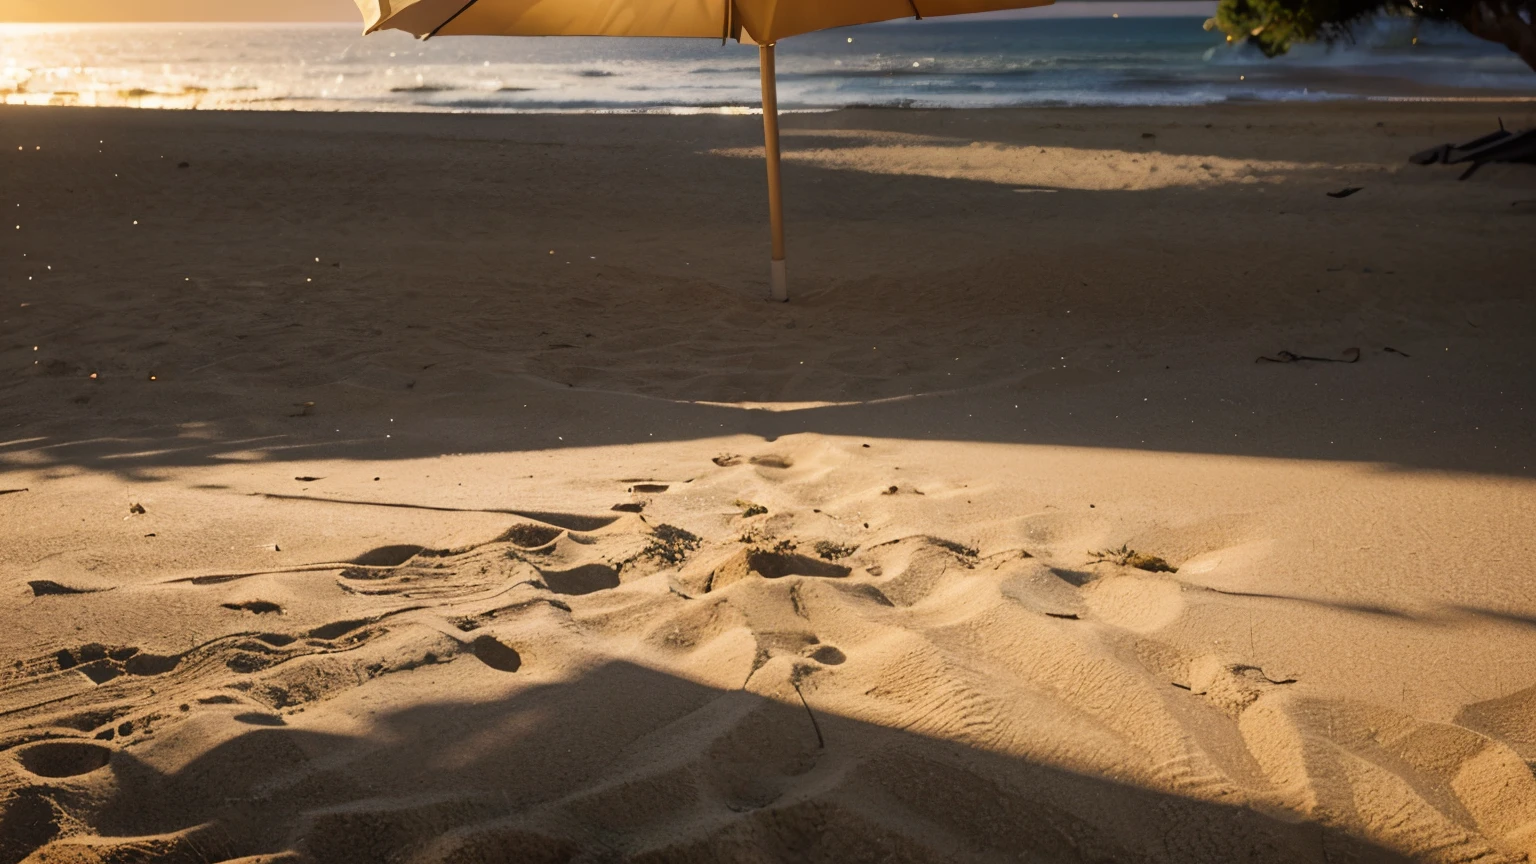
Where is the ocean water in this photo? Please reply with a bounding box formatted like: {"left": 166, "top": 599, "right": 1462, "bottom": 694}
{"left": 2, "top": 6, "right": 1532, "bottom": 113}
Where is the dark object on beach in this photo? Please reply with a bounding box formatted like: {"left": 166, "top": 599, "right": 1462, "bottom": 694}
{"left": 222, "top": 600, "right": 282, "bottom": 614}
{"left": 1088, "top": 544, "right": 1177, "bottom": 573}
{"left": 177, "top": 161, "right": 189, "bottom": 169}
{"left": 1326, "top": 186, "right": 1362, "bottom": 198}
{"left": 0, "top": 488, "right": 28, "bottom": 496}
{"left": 814, "top": 540, "right": 858, "bottom": 561}
{"left": 1257, "top": 347, "right": 1361, "bottom": 364}
{"left": 29, "top": 580, "right": 94, "bottom": 596}
{"left": 791, "top": 679, "right": 825, "bottom": 749}
{"left": 1410, "top": 119, "right": 1536, "bottom": 180}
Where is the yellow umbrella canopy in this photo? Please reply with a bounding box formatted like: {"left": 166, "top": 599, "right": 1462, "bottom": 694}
{"left": 353, "top": 0, "right": 1054, "bottom": 299}
{"left": 358, "top": 0, "right": 1049, "bottom": 42}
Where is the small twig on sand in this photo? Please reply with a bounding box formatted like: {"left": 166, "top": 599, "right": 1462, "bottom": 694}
{"left": 0, "top": 488, "right": 29, "bottom": 496}
{"left": 791, "top": 678, "right": 825, "bottom": 749}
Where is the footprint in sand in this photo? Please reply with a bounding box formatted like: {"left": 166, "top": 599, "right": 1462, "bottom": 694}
{"left": 471, "top": 635, "right": 522, "bottom": 672}
{"left": 707, "top": 548, "right": 851, "bottom": 593}
{"left": 802, "top": 644, "right": 846, "bottom": 665}
{"left": 54, "top": 644, "right": 181, "bottom": 683}
{"left": 15, "top": 740, "right": 112, "bottom": 778}
{"left": 999, "top": 561, "right": 1087, "bottom": 620}
{"left": 539, "top": 563, "right": 621, "bottom": 596}
{"left": 55, "top": 644, "right": 133, "bottom": 670}
{"left": 1081, "top": 576, "right": 1184, "bottom": 633}
{"left": 123, "top": 653, "right": 180, "bottom": 676}
{"left": 749, "top": 455, "right": 793, "bottom": 469}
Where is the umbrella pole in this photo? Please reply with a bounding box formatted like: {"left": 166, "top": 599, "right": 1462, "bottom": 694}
{"left": 760, "top": 42, "right": 788, "bottom": 302}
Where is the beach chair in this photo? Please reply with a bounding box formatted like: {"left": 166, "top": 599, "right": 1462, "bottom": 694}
{"left": 1410, "top": 119, "right": 1536, "bottom": 180}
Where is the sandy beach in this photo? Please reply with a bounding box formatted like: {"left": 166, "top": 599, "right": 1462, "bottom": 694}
{"left": 2, "top": 101, "right": 1535, "bottom": 862}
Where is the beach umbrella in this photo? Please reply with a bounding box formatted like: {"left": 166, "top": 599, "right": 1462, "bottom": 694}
{"left": 353, "top": 0, "right": 1053, "bottom": 300}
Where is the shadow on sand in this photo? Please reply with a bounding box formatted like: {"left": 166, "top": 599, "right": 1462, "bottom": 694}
{"left": 1, "top": 106, "right": 1531, "bottom": 482}
{"left": 3, "top": 660, "right": 1412, "bottom": 864}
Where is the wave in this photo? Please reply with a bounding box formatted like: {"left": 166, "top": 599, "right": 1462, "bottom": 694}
{"left": 2, "top": 17, "right": 1528, "bottom": 115}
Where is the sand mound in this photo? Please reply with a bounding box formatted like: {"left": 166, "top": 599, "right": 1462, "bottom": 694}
{"left": 4, "top": 459, "right": 1532, "bottom": 863}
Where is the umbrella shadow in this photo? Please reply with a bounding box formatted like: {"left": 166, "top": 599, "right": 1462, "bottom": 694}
{"left": 0, "top": 105, "right": 1531, "bottom": 481}
{"left": 7, "top": 661, "right": 1413, "bottom": 864}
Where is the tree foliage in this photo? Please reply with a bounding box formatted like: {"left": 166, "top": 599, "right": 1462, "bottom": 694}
{"left": 1209, "top": 0, "right": 1536, "bottom": 71}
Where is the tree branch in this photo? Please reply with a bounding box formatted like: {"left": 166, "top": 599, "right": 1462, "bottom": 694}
{"left": 1458, "top": 1, "right": 1536, "bottom": 71}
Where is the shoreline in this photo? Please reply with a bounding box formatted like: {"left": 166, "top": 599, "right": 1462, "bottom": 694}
{"left": 8, "top": 87, "right": 1536, "bottom": 113}
{"left": 6, "top": 92, "right": 1536, "bottom": 111}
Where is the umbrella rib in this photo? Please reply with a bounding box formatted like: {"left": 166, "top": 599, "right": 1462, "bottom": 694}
{"left": 907, "top": 0, "right": 924, "bottom": 19}
{"left": 425, "top": 0, "right": 483, "bottom": 40}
